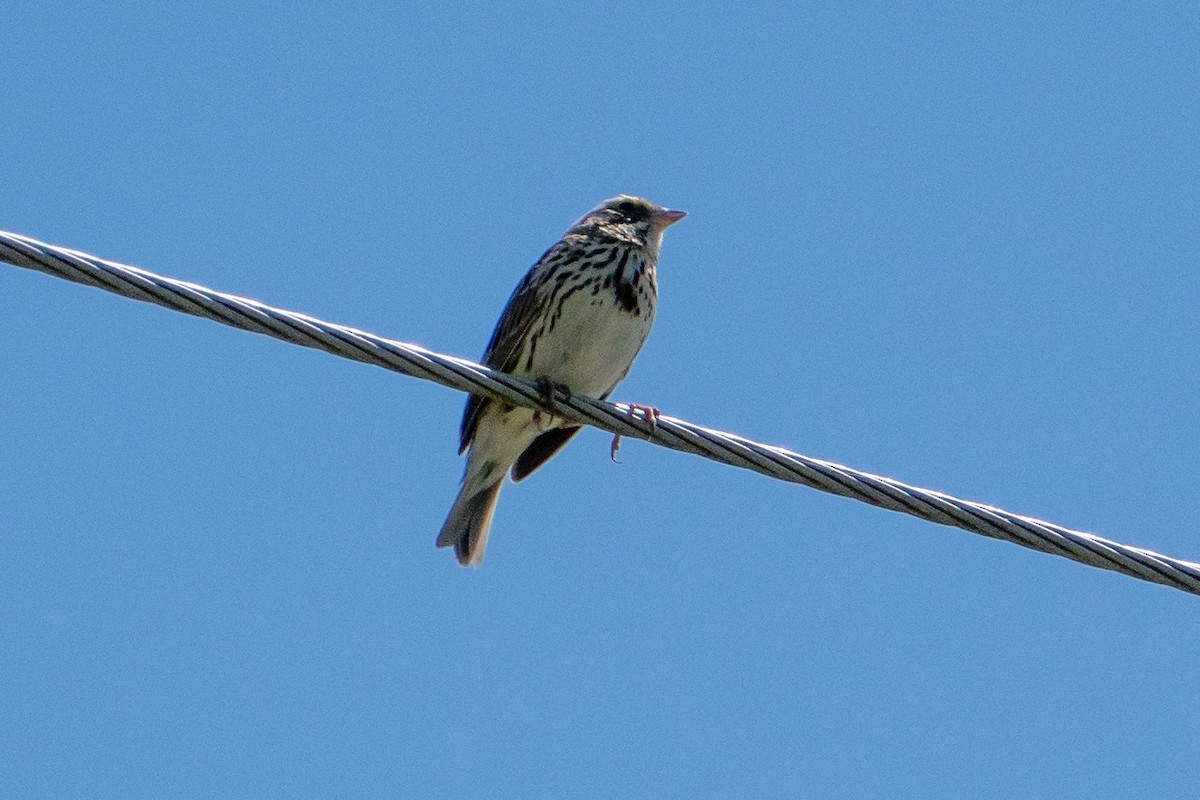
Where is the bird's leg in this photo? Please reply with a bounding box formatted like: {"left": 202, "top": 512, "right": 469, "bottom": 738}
{"left": 609, "top": 404, "right": 661, "bottom": 463}
{"left": 629, "top": 403, "right": 662, "bottom": 430}
{"left": 533, "top": 376, "right": 571, "bottom": 428}
{"left": 534, "top": 376, "right": 572, "bottom": 408}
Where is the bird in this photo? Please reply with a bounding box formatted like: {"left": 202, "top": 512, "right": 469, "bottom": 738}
{"left": 436, "top": 195, "right": 686, "bottom": 566}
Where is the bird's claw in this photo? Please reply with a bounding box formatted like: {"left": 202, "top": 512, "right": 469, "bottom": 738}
{"left": 535, "top": 376, "right": 571, "bottom": 409}
{"left": 609, "top": 404, "right": 661, "bottom": 464}
{"left": 628, "top": 403, "right": 661, "bottom": 432}
{"left": 533, "top": 376, "right": 571, "bottom": 428}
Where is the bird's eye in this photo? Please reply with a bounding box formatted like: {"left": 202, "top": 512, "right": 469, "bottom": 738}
{"left": 614, "top": 200, "right": 640, "bottom": 220}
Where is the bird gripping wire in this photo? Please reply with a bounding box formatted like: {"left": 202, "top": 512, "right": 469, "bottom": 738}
{"left": 3, "top": 229, "right": 1198, "bottom": 595}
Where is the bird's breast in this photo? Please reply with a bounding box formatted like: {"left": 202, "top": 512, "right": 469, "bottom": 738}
{"left": 520, "top": 261, "right": 656, "bottom": 396}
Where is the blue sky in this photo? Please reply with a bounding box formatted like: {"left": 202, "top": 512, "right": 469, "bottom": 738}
{"left": 3, "top": 2, "right": 1198, "bottom": 797}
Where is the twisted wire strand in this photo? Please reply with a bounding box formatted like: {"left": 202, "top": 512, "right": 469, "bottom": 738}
{"left": 3, "top": 229, "right": 1198, "bottom": 596}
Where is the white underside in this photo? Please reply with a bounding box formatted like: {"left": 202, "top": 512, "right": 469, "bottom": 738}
{"left": 463, "top": 289, "right": 654, "bottom": 492}
{"left": 521, "top": 289, "right": 653, "bottom": 395}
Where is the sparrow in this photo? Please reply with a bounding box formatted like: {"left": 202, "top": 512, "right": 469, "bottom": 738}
{"left": 436, "top": 195, "right": 685, "bottom": 565}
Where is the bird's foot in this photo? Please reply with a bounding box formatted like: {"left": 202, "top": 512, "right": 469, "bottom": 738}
{"left": 532, "top": 376, "right": 571, "bottom": 427}
{"left": 609, "top": 403, "right": 661, "bottom": 463}
{"left": 629, "top": 403, "right": 662, "bottom": 429}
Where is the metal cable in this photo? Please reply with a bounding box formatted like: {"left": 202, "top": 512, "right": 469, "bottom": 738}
{"left": 3, "top": 229, "right": 1198, "bottom": 595}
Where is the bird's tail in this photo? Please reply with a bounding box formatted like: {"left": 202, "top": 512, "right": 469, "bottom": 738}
{"left": 436, "top": 480, "right": 504, "bottom": 567}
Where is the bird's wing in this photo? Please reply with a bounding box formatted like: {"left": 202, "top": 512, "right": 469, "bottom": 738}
{"left": 458, "top": 252, "right": 555, "bottom": 453}
{"left": 510, "top": 425, "right": 582, "bottom": 481}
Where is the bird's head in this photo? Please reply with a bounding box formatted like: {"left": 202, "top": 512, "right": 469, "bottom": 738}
{"left": 571, "top": 195, "right": 686, "bottom": 254}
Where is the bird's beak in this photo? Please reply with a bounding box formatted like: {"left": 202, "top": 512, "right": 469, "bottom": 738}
{"left": 653, "top": 208, "right": 687, "bottom": 227}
